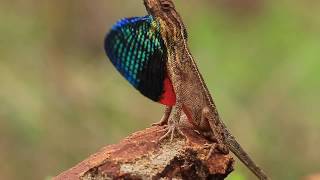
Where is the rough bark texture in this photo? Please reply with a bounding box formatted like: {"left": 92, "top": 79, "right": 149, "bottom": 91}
{"left": 54, "top": 125, "right": 234, "bottom": 180}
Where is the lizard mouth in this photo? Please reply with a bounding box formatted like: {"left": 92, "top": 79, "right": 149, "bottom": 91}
{"left": 144, "top": 0, "right": 160, "bottom": 15}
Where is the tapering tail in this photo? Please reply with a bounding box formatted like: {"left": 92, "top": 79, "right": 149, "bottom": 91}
{"left": 225, "top": 133, "right": 269, "bottom": 180}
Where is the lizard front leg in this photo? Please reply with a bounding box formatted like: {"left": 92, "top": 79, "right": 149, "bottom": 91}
{"left": 159, "top": 68, "right": 186, "bottom": 141}
{"left": 201, "top": 107, "right": 229, "bottom": 157}
{"left": 159, "top": 103, "right": 185, "bottom": 141}
{"left": 152, "top": 106, "right": 172, "bottom": 126}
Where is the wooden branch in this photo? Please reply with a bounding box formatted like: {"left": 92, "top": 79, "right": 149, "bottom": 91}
{"left": 54, "top": 124, "right": 234, "bottom": 180}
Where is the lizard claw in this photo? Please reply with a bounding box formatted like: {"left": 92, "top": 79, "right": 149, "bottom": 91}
{"left": 159, "top": 123, "right": 186, "bottom": 142}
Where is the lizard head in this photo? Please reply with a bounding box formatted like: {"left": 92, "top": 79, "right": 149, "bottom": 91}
{"left": 144, "top": 0, "right": 175, "bottom": 15}
{"left": 143, "top": 0, "right": 188, "bottom": 45}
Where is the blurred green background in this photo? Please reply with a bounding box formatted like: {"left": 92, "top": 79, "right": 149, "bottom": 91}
{"left": 0, "top": 0, "right": 319, "bottom": 179}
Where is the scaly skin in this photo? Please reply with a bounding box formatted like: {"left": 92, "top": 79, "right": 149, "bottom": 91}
{"left": 144, "top": 0, "right": 269, "bottom": 179}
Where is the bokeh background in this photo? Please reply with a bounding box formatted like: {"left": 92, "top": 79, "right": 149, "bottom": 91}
{"left": 0, "top": 0, "right": 319, "bottom": 179}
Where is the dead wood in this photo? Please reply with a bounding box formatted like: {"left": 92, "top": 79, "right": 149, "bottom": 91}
{"left": 54, "top": 124, "right": 234, "bottom": 180}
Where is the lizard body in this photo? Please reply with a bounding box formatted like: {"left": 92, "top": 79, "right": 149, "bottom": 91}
{"left": 144, "top": 0, "right": 269, "bottom": 179}
{"left": 104, "top": 0, "right": 269, "bottom": 179}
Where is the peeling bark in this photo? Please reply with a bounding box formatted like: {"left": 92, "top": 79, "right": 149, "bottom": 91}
{"left": 54, "top": 124, "right": 234, "bottom": 180}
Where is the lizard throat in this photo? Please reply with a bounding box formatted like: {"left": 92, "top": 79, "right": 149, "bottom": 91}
{"left": 158, "top": 76, "right": 176, "bottom": 106}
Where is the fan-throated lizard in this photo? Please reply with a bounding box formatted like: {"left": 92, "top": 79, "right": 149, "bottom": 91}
{"left": 104, "top": 0, "right": 269, "bottom": 179}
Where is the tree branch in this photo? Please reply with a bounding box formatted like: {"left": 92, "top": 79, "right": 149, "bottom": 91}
{"left": 54, "top": 125, "right": 234, "bottom": 180}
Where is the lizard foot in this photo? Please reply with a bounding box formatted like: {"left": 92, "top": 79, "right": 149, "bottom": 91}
{"left": 159, "top": 123, "right": 186, "bottom": 142}
{"left": 152, "top": 106, "right": 172, "bottom": 126}
{"left": 205, "top": 143, "right": 229, "bottom": 159}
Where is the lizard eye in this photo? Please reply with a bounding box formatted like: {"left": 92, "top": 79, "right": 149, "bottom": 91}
{"left": 163, "top": 2, "right": 170, "bottom": 8}
{"left": 160, "top": 0, "right": 173, "bottom": 11}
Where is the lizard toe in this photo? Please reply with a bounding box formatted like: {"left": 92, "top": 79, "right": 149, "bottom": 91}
{"left": 158, "top": 124, "right": 186, "bottom": 142}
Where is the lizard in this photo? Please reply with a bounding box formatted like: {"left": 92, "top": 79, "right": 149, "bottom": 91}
{"left": 104, "top": 0, "right": 269, "bottom": 179}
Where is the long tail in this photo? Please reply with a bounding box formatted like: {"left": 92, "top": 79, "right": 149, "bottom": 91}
{"left": 225, "top": 133, "right": 269, "bottom": 180}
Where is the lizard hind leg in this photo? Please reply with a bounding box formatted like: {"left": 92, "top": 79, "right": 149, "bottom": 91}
{"left": 152, "top": 106, "right": 172, "bottom": 126}
{"left": 201, "top": 107, "right": 229, "bottom": 158}
{"left": 159, "top": 103, "right": 186, "bottom": 142}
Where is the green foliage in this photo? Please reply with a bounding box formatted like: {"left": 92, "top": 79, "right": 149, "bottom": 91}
{"left": 0, "top": 0, "right": 319, "bottom": 179}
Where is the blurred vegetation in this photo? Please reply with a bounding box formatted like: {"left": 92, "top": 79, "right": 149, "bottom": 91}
{"left": 0, "top": 0, "right": 319, "bottom": 179}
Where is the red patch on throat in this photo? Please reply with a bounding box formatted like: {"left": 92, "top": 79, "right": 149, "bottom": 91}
{"left": 158, "top": 76, "right": 176, "bottom": 106}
